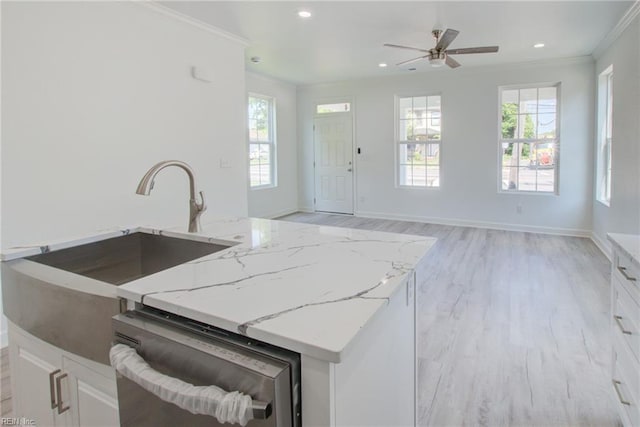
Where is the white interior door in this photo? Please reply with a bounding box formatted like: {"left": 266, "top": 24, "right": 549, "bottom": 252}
{"left": 314, "top": 114, "right": 354, "bottom": 214}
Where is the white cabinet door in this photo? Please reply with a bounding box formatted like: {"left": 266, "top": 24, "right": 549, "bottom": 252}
{"left": 8, "top": 323, "right": 119, "bottom": 427}
{"left": 63, "top": 355, "right": 119, "bottom": 427}
{"left": 9, "top": 331, "right": 70, "bottom": 427}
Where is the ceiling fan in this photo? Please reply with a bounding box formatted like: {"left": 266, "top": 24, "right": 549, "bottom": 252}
{"left": 384, "top": 29, "right": 499, "bottom": 69}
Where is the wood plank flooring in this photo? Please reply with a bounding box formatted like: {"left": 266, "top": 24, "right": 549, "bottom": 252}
{"left": 279, "top": 212, "right": 619, "bottom": 427}
{"left": 0, "top": 212, "right": 618, "bottom": 426}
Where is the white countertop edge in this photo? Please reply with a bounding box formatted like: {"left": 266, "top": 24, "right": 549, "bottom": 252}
{"left": 140, "top": 278, "right": 411, "bottom": 364}
{"left": 608, "top": 233, "right": 640, "bottom": 268}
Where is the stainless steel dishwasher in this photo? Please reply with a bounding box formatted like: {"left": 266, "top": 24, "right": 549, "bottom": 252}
{"left": 111, "top": 308, "right": 301, "bottom": 427}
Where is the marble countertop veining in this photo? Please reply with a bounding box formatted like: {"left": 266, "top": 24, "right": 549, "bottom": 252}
{"left": 608, "top": 233, "right": 640, "bottom": 268}
{"left": 2, "top": 217, "right": 436, "bottom": 362}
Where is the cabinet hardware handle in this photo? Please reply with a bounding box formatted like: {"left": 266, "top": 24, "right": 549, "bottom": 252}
{"left": 618, "top": 266, "right": 637, "bottom": 282}
{"left": 614, "top": 316, "right": 633, "bottom": 335}
{"left": 613, "top": 379, "right": 631, "bottom": 406}
{"left": 49, "top": 369, "right": 61, "bottom": 409}
{"left": 55, "top": 373, "right": 70, "bottom": 414}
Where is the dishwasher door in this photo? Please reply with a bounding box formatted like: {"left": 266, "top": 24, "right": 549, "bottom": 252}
{"left": 112, "top": 311, "right": 299, "bottom": 427}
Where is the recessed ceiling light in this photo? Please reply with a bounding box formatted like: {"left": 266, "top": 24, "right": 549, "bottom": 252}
{"left": 378, "top": 63, "right": 387, "bottom": 68}
{"left": 533, "top": 43, "right": 545, "bottom": 48}
{"left": 298, "top": 10, "right": 312, "bottom": 18}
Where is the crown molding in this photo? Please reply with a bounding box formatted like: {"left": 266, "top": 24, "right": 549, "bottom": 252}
{"left": 134, "top": 1, "right": 249, "bottom": 47}
{"left": 592, "top": 0, "right": 639, "bottom": 59}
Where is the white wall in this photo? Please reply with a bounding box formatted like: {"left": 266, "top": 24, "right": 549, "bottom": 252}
{"left": 592, "top": 14, "right": 640, "bottom": 252}
{"left": 298, "top": 59, "right": 595, "bottom": 235}
{"left": 246, "top": 72, "right": 298, "bottom": 218}
{"left": 1, "top": 2, "right": 249, "bottom": 345}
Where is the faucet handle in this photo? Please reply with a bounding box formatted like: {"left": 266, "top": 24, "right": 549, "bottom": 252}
{"left": 196, "top": 191, "right": 207, "bottom": 213}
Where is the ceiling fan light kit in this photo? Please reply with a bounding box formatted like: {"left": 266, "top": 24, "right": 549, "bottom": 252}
{"left": 384, "top": 28, "right": 499, "bottom": 69}
{"left": 429, "top": 52, "right": 446, "bottom": 67}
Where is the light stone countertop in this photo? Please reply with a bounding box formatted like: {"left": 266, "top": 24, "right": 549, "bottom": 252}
{"left": 2, "top": 217, "right": 436, "bottom": 362}
{"left": 608, "top": 232, "right": 640, "bottom": 269}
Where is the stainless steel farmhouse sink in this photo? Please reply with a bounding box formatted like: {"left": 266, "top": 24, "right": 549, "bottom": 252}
{"left": 2, "top": 231, "right": 235, "bottom": 364}
{"left": 26, "top": 232, "right": 232, "bottom": 285}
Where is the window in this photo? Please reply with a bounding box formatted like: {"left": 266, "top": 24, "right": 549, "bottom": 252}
{"left": 499, "top": 84, "right": 559, "bottom": 193}
{"left": 597, "top": 66, "right": 613, "bottom": 205}
{"left": 316, "top": 102, "right": 351, "bottom": 114}
{"left": 248, "top": 94, "right": 276, "bottom": 188}
{"left": 397, "top": 95, "right": 441, "bottom": 187}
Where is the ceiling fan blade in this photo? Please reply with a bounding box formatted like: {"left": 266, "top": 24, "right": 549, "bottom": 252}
{"left": 384, "top": 43, "right": 430, "bottom": 53}
{"left": 445, "top": 46, "right": 499, "bottom": 55}
{"left": 435, "top": 29, "right": 459, "bottom": 51}
{"left": 396, "top": 55, "right": 428, "bottom": 66}
{"left": 446, "top": 56, "right": 461, "bottom": 68}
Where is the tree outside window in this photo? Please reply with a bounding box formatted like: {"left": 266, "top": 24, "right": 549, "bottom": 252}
{"left": 499, "top": 85, "right": 559, "bottom": 193}
{"left": 248, "top": 95, "right": 276, "bottom": 188}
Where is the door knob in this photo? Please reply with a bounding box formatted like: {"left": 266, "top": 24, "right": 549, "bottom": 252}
{"left": 347, "top": 168, "right": 352, "bottom": 172}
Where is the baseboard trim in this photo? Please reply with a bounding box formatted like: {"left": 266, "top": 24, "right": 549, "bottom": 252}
{"left": 257, "top": 208, "right": 300, "bottom": 220}
{"left": 298, "top": 206, "right": 315, "bottom": 214}
{"left": 354, "top": 210, "right": 592, "bottom": 237}
{"left": 590, "top": 231, "right": 612, "bottom": 261}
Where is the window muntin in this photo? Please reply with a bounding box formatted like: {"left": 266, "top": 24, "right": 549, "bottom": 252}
{"left": 397, "top": 95, "right": 441, "bottom": 187}
{"left": 248, "top": 95, "right": 276, "bottom": 188}
{"left": 499, "top": 84, "right": 559, "bottom": 193}
{"left": 597, "top": 66, "right": 613, "bottom": 205}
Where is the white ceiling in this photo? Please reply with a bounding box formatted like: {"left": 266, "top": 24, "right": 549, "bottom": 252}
{"left": 161, "top": 1, "right": 634, "bottom": 85}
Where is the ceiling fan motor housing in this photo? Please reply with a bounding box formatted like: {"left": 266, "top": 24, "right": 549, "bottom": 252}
{"left": 429, "top": 51, "right": 447, "bottom": 67}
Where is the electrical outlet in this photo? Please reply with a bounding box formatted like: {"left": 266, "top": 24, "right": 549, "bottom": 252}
{"left": 516, "top": 204, "right": 523, "bottom": 214}
{"left": 219, "top": 158, "right": 231, "bottom": 169}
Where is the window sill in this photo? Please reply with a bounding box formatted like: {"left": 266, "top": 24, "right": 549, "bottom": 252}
{"left": 397, "top": 185, "right": 441, "bottom": 190}
{"left": 250, "top": 184, "right": 276, "bottom": 191}
{"left": 498, "top": 190, "right": 558, "bottom": 196}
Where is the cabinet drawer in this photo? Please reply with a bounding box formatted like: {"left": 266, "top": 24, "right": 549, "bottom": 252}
{"left": 613, "top": 277, "right": 640, "bottom": 363}
{"left": 613, "top": 337, "right": 640, "bottom": 427}
{"left": 614, "top": 252, "right": 640, "bottom": 306}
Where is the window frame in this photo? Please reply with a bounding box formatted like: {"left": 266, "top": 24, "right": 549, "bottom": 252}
{"left": 247, "top": 93, "right": 277, "bottom": 190}
{"left": 596, "top": 65, "right": 613, "bottom": 206}
{"left": 395, "top": 93, "right": 443, "bottom": 189}
{"left": 497, "top": 82, "right": 561, "bottom": 195}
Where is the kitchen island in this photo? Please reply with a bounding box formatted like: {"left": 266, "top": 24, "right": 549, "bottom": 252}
{"left": 3, "top": 217, "right": 435, "bottom": 426}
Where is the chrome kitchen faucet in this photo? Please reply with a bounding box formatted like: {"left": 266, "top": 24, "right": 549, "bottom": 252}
{"left": 136, "top": 160, "right": 206, "bottom": 233}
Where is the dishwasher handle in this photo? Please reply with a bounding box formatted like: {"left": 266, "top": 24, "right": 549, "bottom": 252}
{"left": 110, "top": 343, "right": 271, "bottom": 425}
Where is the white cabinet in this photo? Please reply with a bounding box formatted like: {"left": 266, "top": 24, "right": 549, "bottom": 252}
{"left": 610, "top": 237, "right": 640, "bottom": 427}
{"left": 10, "top": 335, "right": 67, "bottom": 426}
{"left": 301, "top": 273, "right": 417, "bottom": 427}
{"left": 8, "top": 322, "right": 119, "bottom": 427}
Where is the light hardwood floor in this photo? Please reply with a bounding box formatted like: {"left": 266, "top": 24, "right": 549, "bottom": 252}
{"left": 279, "top": 212, "right": 619, "bottom": 427}
{"left": 0, "top": 213, "right": 618, "bottom": 426}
